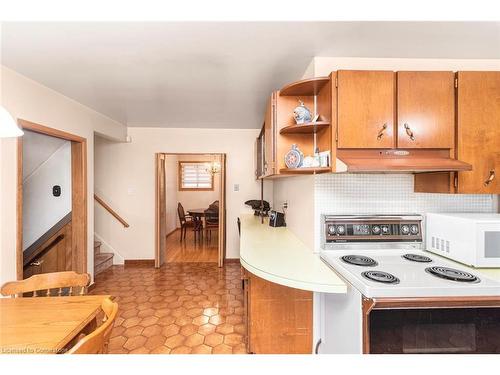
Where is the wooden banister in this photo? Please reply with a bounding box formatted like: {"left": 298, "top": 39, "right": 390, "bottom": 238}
{"left": 94, "top": 194, "right": 130, "bottom": 228}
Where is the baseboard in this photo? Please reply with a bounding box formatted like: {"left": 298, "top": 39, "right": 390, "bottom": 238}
{"left": 124, "top": 259, "right": 155, "bottom": 267}
{"left": 225, "top": 258, "right": 240, "bottom": 264}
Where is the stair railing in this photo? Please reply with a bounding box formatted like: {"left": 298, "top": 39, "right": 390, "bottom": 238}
{"left": 94, "top": 194, "right": 130, "bottom": 228}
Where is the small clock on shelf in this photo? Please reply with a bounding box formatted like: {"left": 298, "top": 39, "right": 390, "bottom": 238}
{"left": 284, "top": 144, "right": 304, "bottom": 169}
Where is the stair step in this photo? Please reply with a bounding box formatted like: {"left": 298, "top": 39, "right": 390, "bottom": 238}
{"left": 94, "top": 252, "right": 113, "bottom": 275}
{"left": 94, "top": 241, "right": 102, "bottom": 255}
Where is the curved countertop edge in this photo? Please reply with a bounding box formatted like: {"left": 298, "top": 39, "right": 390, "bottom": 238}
{"left": 239, "top": 214, "right": 347, "bottom": 294}
{"left": 240, "top": 257, "right": 347, "bottom": 294}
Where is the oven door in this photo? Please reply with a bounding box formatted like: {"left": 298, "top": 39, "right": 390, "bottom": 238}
{"left": 369, "top": 307, "right": 500, "bottom": 354}
{"left": 475, "top": 223, "right": 500, "bottom": 267}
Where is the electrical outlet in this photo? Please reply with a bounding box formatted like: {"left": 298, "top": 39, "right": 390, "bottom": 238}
{"left": 234, "top": 184, "right": 239, "bottom": 192}
{"left": 283, "top": 201, "right": 288, "bottom": 210}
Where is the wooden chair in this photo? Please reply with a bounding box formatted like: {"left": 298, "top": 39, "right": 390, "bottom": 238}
{"left": 0, "top": 271, "right": 90, "bottom": 297}
{"left": 204, "top": 209, "right": 219, "bottom": 243}
{"left": 66, "top": 297, "right": 118, "bottom": 354}
{"left": 178, "top": 202, "right": 195, "bottom": 241}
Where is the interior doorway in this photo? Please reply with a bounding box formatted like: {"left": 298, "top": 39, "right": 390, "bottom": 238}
{"left": 16, "top": 119, "right": 87, "bottom": 280}
{"left": 155, "top": 153, "right": 226, "bottom": 267}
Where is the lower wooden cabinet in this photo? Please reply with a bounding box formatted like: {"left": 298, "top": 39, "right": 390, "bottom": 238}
{"left": 242, "top": 268, "right": 313, "bottom": 354}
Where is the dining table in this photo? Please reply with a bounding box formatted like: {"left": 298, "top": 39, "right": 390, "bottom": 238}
{"left": 187, "top": 208, "right": 207, "bottom": 241}
{"left": 0, "top": 294, "right": 110, "bottom": 354}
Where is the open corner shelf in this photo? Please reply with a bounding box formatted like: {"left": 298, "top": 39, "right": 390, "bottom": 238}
{"left": 279, "top": 167, "right": 331, "bottom": 175}
{"left": 279, "top": 77, "right": 330, "bottom": 96}
{"left": 279, "top": 121, "right": 330, "bottom": 135}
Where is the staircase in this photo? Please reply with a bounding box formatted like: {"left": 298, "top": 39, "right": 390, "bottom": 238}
{"left": 94, "top": 241, "right": 114, "bottom": 275}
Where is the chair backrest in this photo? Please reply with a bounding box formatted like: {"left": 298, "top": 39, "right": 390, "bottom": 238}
{"left": 177, "top": 202, "right": 187, "bottom": 224}
{"left": 0, "top": 271, "right": 90, "bottom": 298}
{"left": 209, "top": 200, "right": 219, "bottom": 211}
{"left": 66, "top": 298, "right": 118, "bottom": 354}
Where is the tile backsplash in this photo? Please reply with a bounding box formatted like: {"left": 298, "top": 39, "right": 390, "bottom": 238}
{"left": 314, "top": 174, "right": 498, "bottom": 249}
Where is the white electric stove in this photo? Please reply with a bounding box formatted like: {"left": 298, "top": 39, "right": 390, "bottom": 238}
{"left": 320, "top": 214, "right": 500, "bottom": 298}
{"left": 317, "top": 214, "right": 500, "bottom": 354}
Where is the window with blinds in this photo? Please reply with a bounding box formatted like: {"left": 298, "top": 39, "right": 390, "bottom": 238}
{"left": 178, "top": 161, "right": 214, "bottom": 190}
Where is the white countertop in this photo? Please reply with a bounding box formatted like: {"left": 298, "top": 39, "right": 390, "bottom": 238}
{"left": 239, "top": 214, "right": 347, "bottom": 293}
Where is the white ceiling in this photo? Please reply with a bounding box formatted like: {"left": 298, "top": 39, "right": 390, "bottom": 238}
{"left": 2, "top": 22, "right": 500, "bottom": 129}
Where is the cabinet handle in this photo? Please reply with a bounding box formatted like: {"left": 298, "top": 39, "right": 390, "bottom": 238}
{"left": 30, "top": 260, "right": 44, "bottom": 267}
{"left": 376, "top": 123, "right": 387, "bottom": 140}
{"left": 484, "top": 170, "right": 496, "bottom": 186}
{"left": 404, "top": 123, "right": 415, "bottom": 141}
{"left": 314, "top": 339, "right": 322, "bottom": 354}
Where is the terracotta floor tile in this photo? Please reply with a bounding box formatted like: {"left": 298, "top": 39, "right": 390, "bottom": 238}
{"left": 163, "top": 324, "right": 180, "bottom": 337}
{"left": 92, "top": 261, "right": 247, "bottom": 355}
{"left": 204, "top": 332, "right": 224, "bottom": 347}
{"left": 170, "top": 345, "right": 192, "bottom": 354}
{"left": 216, "top": 323, "right": 234, "bottom": 335}
{"left": 123, "top": 325, "right": 144, "bottom": 338}
{"left": 165, "top": 334, "right": 186, "bottom": 349}
{"left": 184, "top": 333, "right": 204, "bottom": 348}
{"left": 123, "top": 335, "right": 147, "bottom": 351}
{"left": 212, "top": 344, "right": 233, "bottom": 354}
{"left": 145, "top": 335, "right": 167, "bottom": 350}
{"left": 191, "top": 344, "right": 213, "bottom": 354}
{"left": 142, "top": 325, "right": 163, "bottom": 337}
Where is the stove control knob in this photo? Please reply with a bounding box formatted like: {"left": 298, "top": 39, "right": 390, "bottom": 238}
{"left": 410, "top": 224, "right": 419, "bottom": 235}
{"left": 336, "top": 225, "right": 346, "bottom": 235}
{"left": 371, "top": 225, "right": 381, "bottom": 235}
{"left": 327, "top": 225, "right": 336, "bottom": 235}
{"left": 381, "top": 225, "right": 390, "bottom": 234}
{"left": 401, "top": 224, "right": 410, "bottom": 235}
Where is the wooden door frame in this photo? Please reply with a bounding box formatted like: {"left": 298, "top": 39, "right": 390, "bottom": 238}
{"left": 154, "top": 152, "right": 227, "bottom": 267}
{"left": 16, "top": 119, "right": 88, "bottom": 280}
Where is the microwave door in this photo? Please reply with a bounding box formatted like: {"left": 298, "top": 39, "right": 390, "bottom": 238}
{"left": 477, "top": 223, "right": 500, "bottom": 267}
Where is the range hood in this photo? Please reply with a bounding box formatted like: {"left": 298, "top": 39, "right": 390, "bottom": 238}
{"left": 335, "top": 149, "right": 472, "bottom": 173}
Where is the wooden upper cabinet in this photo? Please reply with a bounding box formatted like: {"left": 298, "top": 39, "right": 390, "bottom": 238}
{"left": 456, "top": 71, "right": 500, "bottom": 194}
{"left": 337, "top": 70, "right": 395, "bottom": 149}
{"left": 397, "top": 71, "right": 455, "bottom": 149}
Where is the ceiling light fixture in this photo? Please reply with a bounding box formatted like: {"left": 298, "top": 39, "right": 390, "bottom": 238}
{"left": 0, "top": 106, "right": 23, "bottom": 138}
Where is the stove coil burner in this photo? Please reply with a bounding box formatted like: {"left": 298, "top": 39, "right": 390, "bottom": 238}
{"left": 362, "top": 271, "right": 400, "bottom": 284}
{"left": 341, "top": 255, "right": 378, "bottom": 267}
{"left": 402, "top": 253, "right": 433, "bottom": 263}
{"left": 425, "top": 266, "right": 480, "bottom": 283}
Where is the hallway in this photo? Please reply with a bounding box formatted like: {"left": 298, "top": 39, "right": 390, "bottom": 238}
{"left": 166, "top": 229, "right": 219, "bottom": 263}
{"left": 91, "top": 262, "right": 245, "bottom": 354}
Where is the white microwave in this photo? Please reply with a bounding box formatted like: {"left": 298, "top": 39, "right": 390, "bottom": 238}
{"left": 426, "top": 213, "right": 500, "bottom": 268}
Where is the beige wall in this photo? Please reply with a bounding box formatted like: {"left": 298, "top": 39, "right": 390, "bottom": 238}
{"left": 0, "top": 66, "right": 127, "bottom": 284}
{"left": 94, "top": 127, "right": 273, "bottom": 260}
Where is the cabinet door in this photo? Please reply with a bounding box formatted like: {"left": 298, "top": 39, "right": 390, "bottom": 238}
{"left": 457, "top": 71, "right": 500, "bottom": 193}
{"left": 263, "top": 93, "right": 276, "bottom": 176}
{"left": 337, "top": 70, "right": 395, "bottom": 148}
{"left": 248, "top": 272, "right": 312, "bottom": 354}
{"left": 397, "top": 71, "right": 455, "bottom": 149}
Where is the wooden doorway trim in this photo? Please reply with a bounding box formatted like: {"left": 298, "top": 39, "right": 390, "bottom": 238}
{"left": 218, "top": 154, "right": 227, "bottom": 267}
{"left": 154, "top": 152, "right": 227, "bottom": 267}
{"left": 155, "top": 153, "right": 167, "bottom": 268}
{"left": 16, "top": 119, "right": 88, "bottom": 280}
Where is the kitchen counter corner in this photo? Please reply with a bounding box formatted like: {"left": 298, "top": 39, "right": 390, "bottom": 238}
{"left": 239, "top": 214, "right": 346, "bottom": 293}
